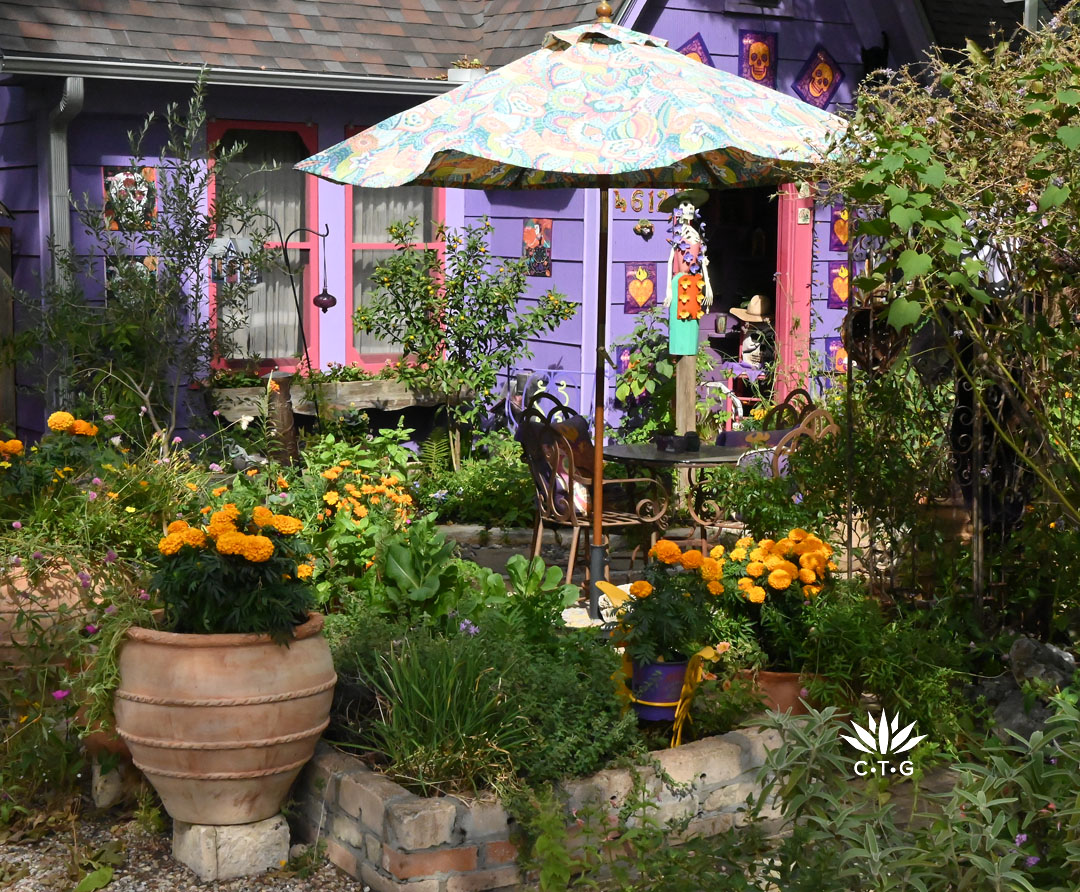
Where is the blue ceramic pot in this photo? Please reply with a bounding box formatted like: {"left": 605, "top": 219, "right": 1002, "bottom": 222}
{"left": 631, "top": 661, "right": 688, "bottom": 721}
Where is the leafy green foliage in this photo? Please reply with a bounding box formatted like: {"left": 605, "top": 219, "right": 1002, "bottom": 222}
{"left": 484, "top": 555, "right": 579, "bottom": 646}
{"left": 354, "top": 218, "right": 576, "bottom": 467}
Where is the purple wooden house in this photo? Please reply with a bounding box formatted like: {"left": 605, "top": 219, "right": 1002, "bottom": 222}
{"left": 0, "top": 0, "right": 1044, "bottom": 435}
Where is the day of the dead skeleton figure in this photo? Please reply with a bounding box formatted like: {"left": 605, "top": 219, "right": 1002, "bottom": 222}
{"left": 660, "top": 189, "right": 712, "bottom": 355}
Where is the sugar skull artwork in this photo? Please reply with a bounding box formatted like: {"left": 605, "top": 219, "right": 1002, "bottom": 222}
{"left": 624, "top": 262, "right": 657, "bottom": 314}
{"left": 102, "top": 166, "right": 157, "bottom": 231}
{"left": 675, "top": 33, "right": 716, "bottom": 68}
{"left": 825, "top": 337, "right": 848, "bottom": 373}
{"left": 739, "top": 31, "right": 777, "bottom": 90}
{"left": 793, "top": 45, "right": 844, "bottom": 109}
{"left": 827, "top": 260, "right": 850, "bottom": 309}
{"left": 522, "top": 218, "right": 552, "bottom": 277}
{"left": 829, "top": 204, "right": 850, "bottom": 252}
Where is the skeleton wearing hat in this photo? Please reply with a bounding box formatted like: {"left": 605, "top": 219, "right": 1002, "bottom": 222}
{"left": 660, "top": 189, "right": 713, "bottom": 356}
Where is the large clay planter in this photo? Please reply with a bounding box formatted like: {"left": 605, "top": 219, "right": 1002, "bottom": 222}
{"left": 739, "top": 670, "right": 810, "bottom": 715}
{"left": 113, "top": 613, "right": 336, "bottom": 825}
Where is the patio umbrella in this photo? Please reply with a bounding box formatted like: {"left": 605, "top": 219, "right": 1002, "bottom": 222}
{"left": 296, "top": 4, "right": 845, "bottom": 614}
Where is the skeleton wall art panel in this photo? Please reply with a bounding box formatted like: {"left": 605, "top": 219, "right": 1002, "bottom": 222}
{"left": 738, "top": 30, "right": 777, "bottom": 90}
{"left": 792, "top": 44, "right": 844, "bottom": 109}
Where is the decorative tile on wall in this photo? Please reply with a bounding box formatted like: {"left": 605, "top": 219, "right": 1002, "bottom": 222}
{"left": 103, "top": 166, "right": 157, "bottom": 231}
{"left": 793, "top": 45, "right": 844, "bottom": 109}
{"left": 522, "top": 217, "right": 552, "bottom": 277}
{"left": 624, "top": 261, "right": 658, "bottom": 314}
{"left": 676, "top": 33, "right": 715, "bottom": 67}
{"left": 827, "top": 260, "right": 850, "bottom": 310}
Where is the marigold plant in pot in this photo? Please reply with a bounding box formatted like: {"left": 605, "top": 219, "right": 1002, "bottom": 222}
{"left": 601, "top": 540, "right": 730, "bottom": 722}
{"left": 113, "top": 502, "right": 335, "bottom": 826}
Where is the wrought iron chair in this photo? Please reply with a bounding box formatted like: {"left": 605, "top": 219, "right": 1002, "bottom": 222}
{"left": 517, "top": 395, "right": 668, "bottom": 584}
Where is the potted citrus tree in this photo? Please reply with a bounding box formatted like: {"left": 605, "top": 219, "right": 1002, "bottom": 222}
{"left": 112, "top": 502, "right": 334, "bottom": 826}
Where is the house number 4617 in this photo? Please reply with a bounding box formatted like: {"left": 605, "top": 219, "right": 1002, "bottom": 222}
{"left": 612, "top": 189, "right": 670, "bottom": 213}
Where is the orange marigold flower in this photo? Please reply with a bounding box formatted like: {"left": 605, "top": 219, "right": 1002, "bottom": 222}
{"left": 245, "top": 468, "right": 259, "bottom": 477}
{"left": 764, "top": 555, "right": 784, "bottom": 571}
{"left": 157, "top": 533, "right": 185, "bottom": 555}
{"left": 749, "top": 547, "right": 768, "bottom": 562}
{"left": 185, "top": 482, "right": 198, "bottom": 492}
{"left": 107, "top": 492, "right": 119, "bottom": 499}
{"left": 651, "top": 540, "right": 683, "bottom": 564}
{"left": 270, "top": 515, "right": 303, "bottom": 536}
{"left": 252, "top": 506, "right": 275, "bottom": 527}
{"left": 354, "top": 504, "right": 369, "bottom": 519}
{"left": 737, "top": 577, "right": 753, "bottom": 590}
{"left": 773, "top": 538, "right": 796, "bottom": 555}
{"left": 729, "top": 547, "right": 747, "bottom": 562}
{"left": 323, "top": 491, "right": 340, "bottom": 506}
{"left": 2, "top": 439, "right": 23, "bottom": 455}
{"left": 268, "top": 379, "right": 280, "bottom": 393}
{"left": 182, "top": 528, "right": 207, "bottom": 548}
{"left": 767, "top": 568, "right": 793, "bottom": 590}
{"left": 71, "top": 419, "right": 96, "bottom": 436}
{"left": 199, "top": 506, "right": 213, "bottom": 515}
{"left": 221, "top": 503, "right": 240, "bottom": 520}
{"left": 215, "top": 530, "right": 247, "bottom": 556}
{"left": 827, "top": 561, "right": 838, "bottom": 572}
{"left": 735, "top": 537, "right": 754, "bottom": 548}
{"left": 789, "top": 528, "right": 809, "bottom": 541}
{"left": 338, "top": 460, "right": 351, "bottom": 467}
{"left": 276, "top": 475, "right": 289, "bottom": 489}
{"left": 629, "top": 580, "right": 653, "bottom": 598}
{"left": 700, "top": 557, "right": 722, "bottom": 581}
{"left": 803, "top": 584, "right": 823, "bottom": 598}
{"left": 212, "top": 486, "right": 228, "bottom": 497}
{"left": 798, "top": 567, "right": 817, "bottom": 584}
{"left": 243, "top": 535, "right": 274, "bottom": 563}
{"left": 322, "top": 467, "right": 343, "bottom": 480}
{"left": 47, "top": 411, "right": 75, "bottom": 432}
{"left": 707, "top": 580, "right": 723, "bottom": 596}
{"left": 167, "top": 520, "right": 190, "bottom": 534}
{"left": 709, "top": 544, "right": 725, "bottom": 559}
{"left": 679, "top": 549, "right": 704, "bottom": 570}
{"left": 139, "top": 480, "right": 149, "bottom": 487}
{"left": 799, "top": 552, "right": 825, "bottom": 572}
{"left": 746, "top": 561, "right": 765, "bottom": 578}
{"left": 747, "top": 586, "right": 766, "bottom": 604}
{"left": 757, "top": 538, "right": 776, "bottom": 552}
{"left": 296, "top": 563, "right": 314, "bottom": 579}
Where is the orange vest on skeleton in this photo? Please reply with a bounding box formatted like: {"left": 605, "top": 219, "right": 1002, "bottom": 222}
{"left": 676, "top": 273, "right": 706, "bottom": 320}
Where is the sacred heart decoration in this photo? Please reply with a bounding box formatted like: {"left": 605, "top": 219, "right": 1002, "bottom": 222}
{"left": 830, "top": 205, "right": 850, "bottom": 252}
{"left": 624, "top": 262, "right": 657, "bottom": 314}
{"left": 827, "top": 261, "right": 849, "bottom": 309}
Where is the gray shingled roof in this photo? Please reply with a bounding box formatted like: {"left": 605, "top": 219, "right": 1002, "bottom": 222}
{"left": 0, "top": 0, "right": 622, "bottom": 81}
{"left": 920, "top": 0, "right": 1069, "bottom": 50}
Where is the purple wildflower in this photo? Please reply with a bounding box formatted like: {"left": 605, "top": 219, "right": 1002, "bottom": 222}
{"left": 104, "top": 605, "right": 117, "bottom": 615}
{"left": 87, "top": 490, "right": 97, "bottom": 501}
{"left": 91, "top": 477, "right": 103, "bottom": 486}
{"left": 459, "top": 620, "right": 479, "bottom": 636}
{"left": 103, "top": 414, "right": 116, "bottom": 422}
{"left": 209, "top": 463, "right": 222, "bottom": 472}
{"left": 11, "top": 521, "right": 20, "bottom": 530}
{"left": 1015, "top": 833, "right": 1027, "bottom": 846}
{"left": 1026, "top": 856, "right": 1040, "bottom": 868}
{"left": 799, "top": 687, "right": 809, "bottom": 698}
{"left": 104, "top": 549, "right": 117, "bottom": 564}
{"left": 77, "top": 571, "right": 92, "bottom": 589}
{"left": 138, "top": 589, "right": 149, "bottom": 600}
{"left": 85, "top": 624, "right": 98, "bottom": 634}
{"left": 32, "top": 551, "right": 43, "bottom": 560}
{"left": 51, "top": 689, "right": 70, "bottom": 701}
{"left": 10, "top": 556, "right": 21, "bottom": 568}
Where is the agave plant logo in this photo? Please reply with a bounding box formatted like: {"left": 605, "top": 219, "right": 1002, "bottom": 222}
{"left": 842, "top": 712, "right": 927, "bottom": 777}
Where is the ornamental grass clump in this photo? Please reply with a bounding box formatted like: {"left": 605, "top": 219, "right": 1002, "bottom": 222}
{"left": 151, "top": 502, "right": 314, "bottom": 638}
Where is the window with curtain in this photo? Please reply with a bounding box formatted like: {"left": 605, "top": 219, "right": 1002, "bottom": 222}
{"left": 217, "top": 128, "right": 312, "bottom": 360}
{"left": 348, "top": 185, "right": 440, "bottom": 360}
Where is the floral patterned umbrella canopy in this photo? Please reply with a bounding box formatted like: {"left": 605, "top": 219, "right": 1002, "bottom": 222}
{"left": 296, "top": 14, "right": 845, "bottom": 615}
{"left": 295, "top": 21, "right": 844, "bottom": 189}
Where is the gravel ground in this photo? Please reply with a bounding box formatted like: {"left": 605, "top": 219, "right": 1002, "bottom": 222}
{"left": 0, "top": 804, "right": 363, "bottom": 892}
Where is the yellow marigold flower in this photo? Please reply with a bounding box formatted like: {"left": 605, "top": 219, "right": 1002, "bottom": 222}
{"left": 157, "top": 533, "right": 185, "bottom": 555}
{"left": 221, "top": 503, "right": 240, "bottom": 520}
{"left": 735, "top": 537, "right": 754, "bottom": 548}
{"left": 707, "top": 580, "right": 723, "bottom": 596}
{"left": 167, "top": 520, "right": 190, "bottom": 534}
{"left": 709, "top": 544, "right": 725, "bottom": 559}
{"left": 215, "top": 530, "right": 247, "bottom": 555}
{"left": 774, "top": 538, "right": 796, "bottom": 555}
{"left": 767, "top": 568, "right": 793, "bottom": 590}
{"left": 757, "top": 538, "right": 776, "bottom": 552}
{"left": 803, "top": 584, "right": 822, "bottom": 598}
{"left": 252, "top": 506, "right": 275, "bottom": 527}
{"left": 243, "top": 534, "right": 274, "bottom": 562}
{"left": 700, "top": 557, "right": 722, "bottom": 581}
{"left": 629, "top": 580, "right": 653, "bottom": 598}
{"left": 296, "top": 563, "right": 314, "bottom": 579}
{"left": 780, "top": 560, "right": 799, "bottom": 577}
{"left": 799, "top": 552, "right": 825, "bottom": 571}
{"left": 746, "top": 561, "right": 765, "bottom": 578}
{"left": 47, "top": 411, "right": 75, "bottom": 432}
{"left": 338, "top": 460, "right": 351, "bottom": 467}
{"left": 789, "top": 528, "right": 809, "bottom": 541}
{"left": 381, "top": 475, "right": 400, "bottom": 486}
{"left": 749, "top": 547, "right": 767, "bottom": 562}
{"left": 271, "top": 515, "right": 303, "bottom": 535}
{"left": 730, "top": 547, "right": 747, "bottom": 562}
{"left": 747, "top": 586, "right": 766, "bottom": 604}
{"left": 827, "top": 561, "right": 838, "bottom": 572}
{"left": 245, "top": 468, "right": 259, "bottom": 477}
{"left": 323, "top": 491, "right": 340, "bottom": 506}
{"left": 182, "top": 528, "right": 207, "bottom": 548}
{"left": 2, "top": 439, "right": 23, "bottom": 455}
{"left": 322, "top": 467, "right": 343, "bottom": 480}
{"left": 276, "top": 475, "right": 289, "bottom": 489}
{"left": 798, "top": 567, "right": 817, "bottom": 584}
{"left": 651, "top": 540, "right": 683, "bottom": 564}
{"left": 737, "top": 576, "right": 753, "bottom": 590}
{"left": 803, "top": 534, "right": 824, "bottom": 549}
{"left": 764, "top": 554, "right": 784, "bottom": 571}
{"left": 679, "top": 549, "right": 704, "bottom": 570}
{"left": 212, "top": 486, "right": 228, "bottom": 497}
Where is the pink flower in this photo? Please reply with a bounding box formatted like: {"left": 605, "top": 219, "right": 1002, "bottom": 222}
{"left": 104, "top": 605, "right": 117, "bottom": 615}
{"left": 104, "top": 549, "right": 117, "bottom": 564}
{"left": 87, "top": 490, "right": 97, "bottom": 501}
{"left": 32, "top": 551, "right": 43, "bottom": 560}
{"left": 85, "top": 624, "right": 98, "bottom": 634}
{"left": 52, "top": 689, "right": 70, "bottom": 700}
{"left": 138, "top": 589, "right": 149, "bottom": 600}
{"left": 11, "top": 521, "right": 20, "bottom": 530}
{"left": 799, "top": 687, "right": 809, "bottom": 698}
{"left": 172, "top": 436, "right": 182, "bottom": 444}
{"left": 91, "top": 477, "right": 103, "bottom": 486}
{"left": 103, "top": 414, "right": 116, "bottom": 422}
{"left": 213, "top": 410, "right": 221, "bottom": 417}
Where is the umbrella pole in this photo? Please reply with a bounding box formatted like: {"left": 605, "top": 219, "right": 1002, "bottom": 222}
{"left": 589, "top": 181, "right": 610, "bottom": 619}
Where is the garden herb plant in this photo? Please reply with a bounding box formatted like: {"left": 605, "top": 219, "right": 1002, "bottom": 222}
{"left": 354, "top": 218, "right": 577, "bottom": 469}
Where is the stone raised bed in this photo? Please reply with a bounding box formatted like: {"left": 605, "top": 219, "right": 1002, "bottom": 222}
{"left": 289, "top": 727, "right": 781, "bottom": 891}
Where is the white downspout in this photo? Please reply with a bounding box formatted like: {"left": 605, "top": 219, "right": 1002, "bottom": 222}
{"left": 47, "top": 76, "right": 84, "bottom": 279}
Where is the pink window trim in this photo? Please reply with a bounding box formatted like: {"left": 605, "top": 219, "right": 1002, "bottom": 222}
{"left": 774, "top": 183, "right": 814, "bottom": 400}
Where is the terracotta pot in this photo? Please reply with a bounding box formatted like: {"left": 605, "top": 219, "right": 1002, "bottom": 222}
{"left": 0, "top": 566, "right": 88, "bottom": 669}
{"left": 738, "top": 669, "right": 811, "bottom": 715}
{"left": 113, "top": 613, "right": 336, "bottom": 825}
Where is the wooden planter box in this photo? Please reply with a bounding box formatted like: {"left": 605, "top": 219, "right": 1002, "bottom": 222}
{"left": 213, "top": 380, "right": 457, "bottom": 422}
{"left": 289, "top": 727, "right": 781, "bottom": 890}
{"left": 210, "top": 386, "right": 265, "bottom": 424}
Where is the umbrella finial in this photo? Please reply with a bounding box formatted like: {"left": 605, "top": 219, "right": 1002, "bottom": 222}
{"left": 595, "top": 1, "right": 613, "bottom": 22}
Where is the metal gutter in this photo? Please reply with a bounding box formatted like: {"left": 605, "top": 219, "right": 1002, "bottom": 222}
{"left": 0, "top": 55, "right": 455, "bottom": 97}
{"left": 47, "top": 75, "right": 83, "bottom": 280}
